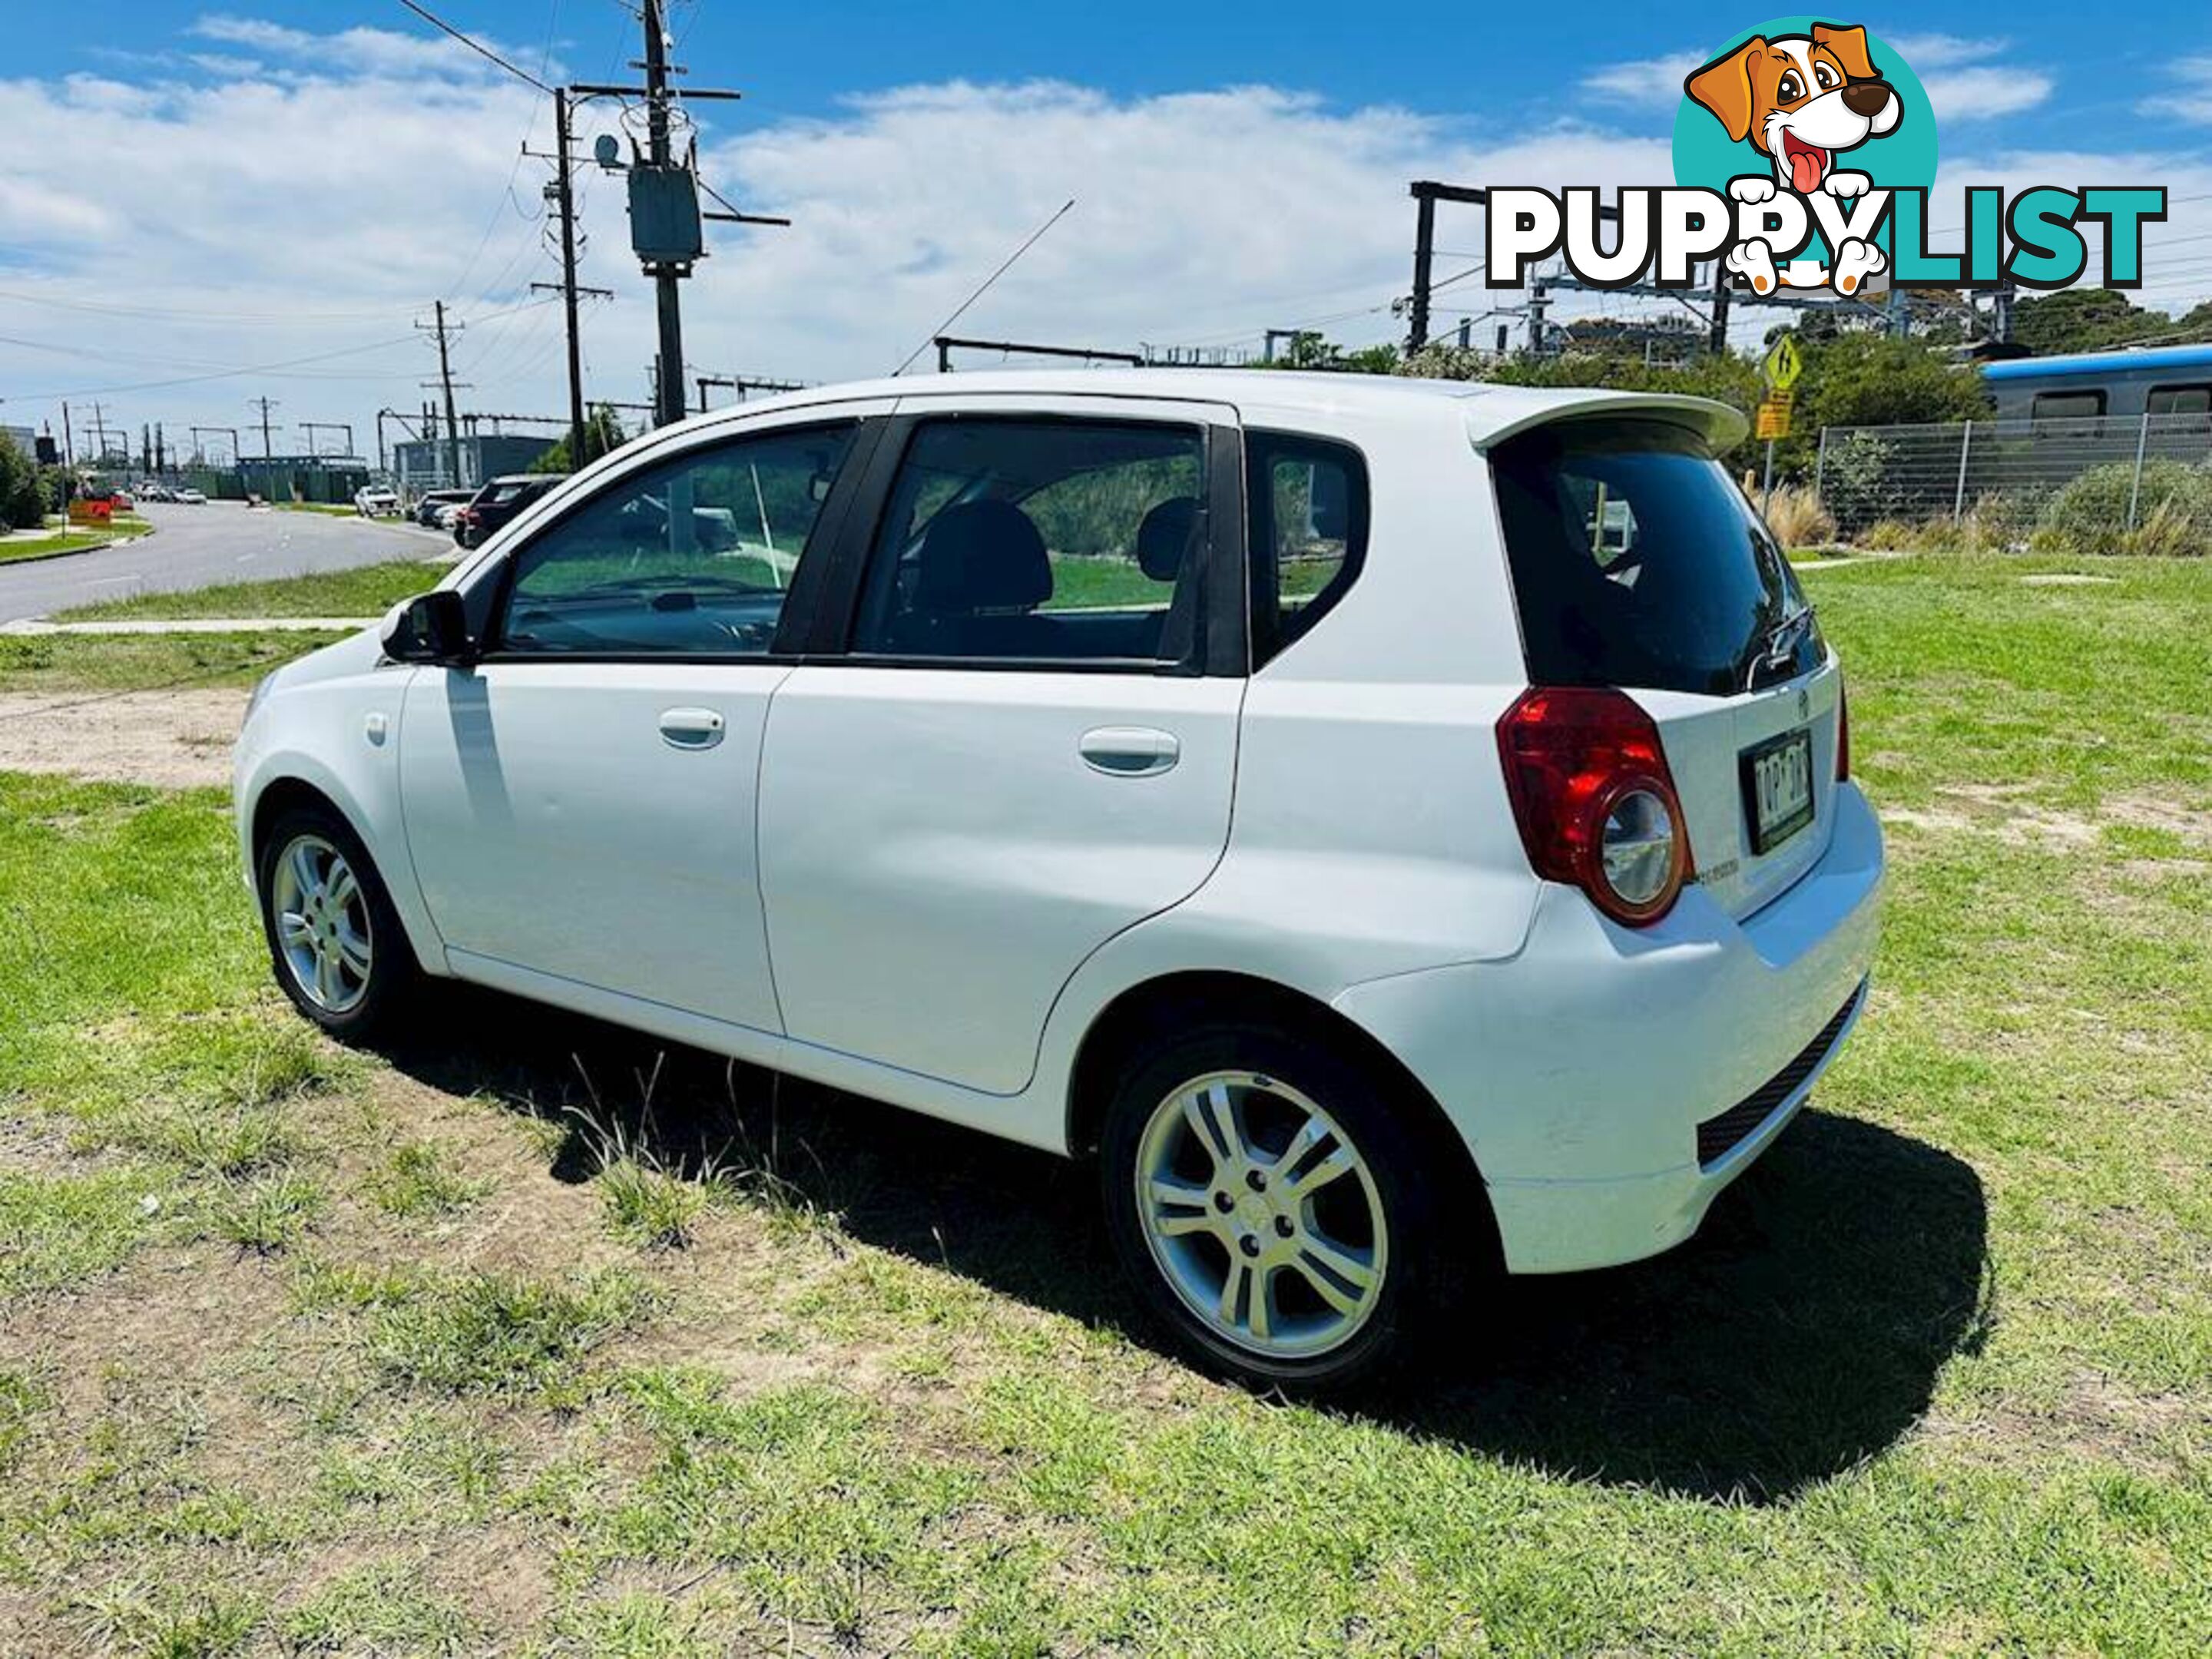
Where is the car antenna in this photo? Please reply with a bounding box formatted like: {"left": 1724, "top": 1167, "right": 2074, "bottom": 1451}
{"left": 889, "top": 199, "right": 1077, "bottom": 377}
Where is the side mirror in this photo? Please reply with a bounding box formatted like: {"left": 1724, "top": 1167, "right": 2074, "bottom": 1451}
{"left": 380, "top": 590, "right": 473, "bottom": 664}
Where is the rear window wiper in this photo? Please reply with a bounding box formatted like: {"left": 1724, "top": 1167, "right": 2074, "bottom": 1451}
{"left": 1744, "top": 606, "right": 1816, "bottom": 690}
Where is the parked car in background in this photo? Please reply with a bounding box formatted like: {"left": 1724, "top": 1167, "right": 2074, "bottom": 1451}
{"left": 233, "top": 371, "right": 1882, "bottom": 1394}
{"left": 176, "top": 488, "right": 207, "bottom": 505}
{"left": 355, "top": 485, "right": 402, "bottom": 518}
{"left": 413, "top": 488, "right": 473, "bottom": 528}
{"left": 432, "top": 502, "right": 466, "bottom": 532}
{"left": 452, "top": 474, "right": 565, "bottom": 549}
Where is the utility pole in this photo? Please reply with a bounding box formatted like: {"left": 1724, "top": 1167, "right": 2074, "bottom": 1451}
{"left": 419, "top": 302, "right": 465, "bottom": 488}
{"left": 61, "top": 402, "right": 75, "bottom": 469}
{"left": 1709, "top": 260, "right": 1732, "bottom": 356}
{"left": 1405, "top": 182, "right": 1615, "bottom": 356}
{"left": 641, "top": 0, "right": 686, "bottom": 429}
{"left": 570, "top": 8, "right": 763, "bottom": 430}
{"left": 84, "top": 403, "right": 115, "bottom": 466}
{"left": 529, "top": 88, "right": 614, "bottom": 468}
{"left": 249, "top": 396, "right": 280, "bottom": 460}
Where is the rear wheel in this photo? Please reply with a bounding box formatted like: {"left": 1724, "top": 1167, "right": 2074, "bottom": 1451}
{"left": 1099, "top": 1020, "right": 1469, "bottom": 1394}
{"left": 257, "top": 805, "right": 417, "bottom": 1041}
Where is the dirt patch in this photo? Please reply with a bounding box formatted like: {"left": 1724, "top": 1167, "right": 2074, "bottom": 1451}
{"left": 1883, "top": 786, "right": 2101, "bottom": 850}
{"left": 1920, "top": 1372, "right": 2209, "bottom": 1477}
{"left": 0, "top": 690, "right": 247, "bottom": 790}
{"left": 2106, "top": 793, "right": 2212, "bottom": 846}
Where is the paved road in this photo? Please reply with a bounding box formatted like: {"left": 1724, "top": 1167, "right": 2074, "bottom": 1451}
{"left": 0, "top": 502, "right": 456, "bottom": 624}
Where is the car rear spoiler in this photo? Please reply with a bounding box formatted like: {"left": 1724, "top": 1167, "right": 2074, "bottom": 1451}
{"left": 1469, "top": 392, "right": 1750, "bottom": 456}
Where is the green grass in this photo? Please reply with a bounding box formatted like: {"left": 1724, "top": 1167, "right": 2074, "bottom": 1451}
{"left": 0, "top": 631, "right": 349, "bottom": 694}
{"left": 0, "top": 520, "right": 147, "bottom": 564}
{"left": 0, "top": 551, "right": 2206, "bottom": 1652}
{"left": 58, "top": 558, "right": 444, "bottom": 622}
{"left": 361, "top": 1139, "right": 494, "bottom": 1219}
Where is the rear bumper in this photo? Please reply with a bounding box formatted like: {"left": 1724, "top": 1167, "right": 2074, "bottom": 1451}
{"left": 1332, "top": 782, "right": 1884, "bottom": 1273}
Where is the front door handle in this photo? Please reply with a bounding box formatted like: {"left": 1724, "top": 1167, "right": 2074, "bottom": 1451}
{"left": 659, "top": 707, "right": 726, "bottom": 750}
{"left": 1079, "top": 726, "right": 1180, "bottom": 777}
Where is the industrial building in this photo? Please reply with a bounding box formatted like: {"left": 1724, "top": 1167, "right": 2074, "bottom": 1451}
{"left": 392, "top": 432, "right": 555, "bottom": 496}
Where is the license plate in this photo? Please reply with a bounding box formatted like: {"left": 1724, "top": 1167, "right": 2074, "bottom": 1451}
{"left": 1740, "top": 727, "right": 1815, "bottom": 854}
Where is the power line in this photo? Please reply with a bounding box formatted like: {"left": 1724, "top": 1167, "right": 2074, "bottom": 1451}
{"left": 0, "top": 297, "right": 560, "bottom": 404}
{"left": 393, "top": 0, "right": 555, "bottom": 93}
{"left": 891, "top": 199, "right": 1078, "bottom": 376}
{"left": 0, "top": 287, "right": 412, "bottom": 323}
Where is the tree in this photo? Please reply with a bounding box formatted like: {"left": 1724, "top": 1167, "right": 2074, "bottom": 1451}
{"left": 1773, "top": 331, "right": 1991, "bottom": 478}
{"left": 1261, "top": 333, "right": 1401, "bottom": 375}
{"left": 2011, "top": 290, "right": 2171, "bottom": 355}
{"left": 530, "top": 405, "right": 628, "bottom": 474}
{"left": 0, "top": 432, "right": 48, "bottom": 530}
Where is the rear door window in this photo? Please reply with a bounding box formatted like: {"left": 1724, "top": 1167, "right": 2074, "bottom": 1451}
{"left": 1247, "top": 432, "right": 1366, "bottom": 664}
{"left": 1489, "top": 418, "right": 1819, "bottom": 697}
{"left": 849, "top": 417, "right": 1207, "bottom": 667}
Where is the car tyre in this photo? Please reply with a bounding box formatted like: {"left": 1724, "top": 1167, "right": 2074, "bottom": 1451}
{"left": 257, "top": 804, "right": 419, "bottom": 1042}
{"left": 1099, "top": 1018, "right": 1475, "bottom": 1396}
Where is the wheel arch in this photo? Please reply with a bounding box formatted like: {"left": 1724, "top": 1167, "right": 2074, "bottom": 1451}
{"left": 1065, "top": 969, "right": 1498, "bottom": 1257}
{"left": 246, "top": 767, "right": 441, "bottom": 978}
{"left": 249, "top": 774, "right": 359, "bottom": 871}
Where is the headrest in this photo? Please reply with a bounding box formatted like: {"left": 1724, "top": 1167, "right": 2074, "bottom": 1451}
{"left": 915, "top": 500, "right": 1051, "bottom": 613}
{"left": 1136, "top": 496, "right": 1200, "bottom": 582}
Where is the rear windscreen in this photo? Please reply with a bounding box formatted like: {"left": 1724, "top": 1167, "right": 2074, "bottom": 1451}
{"left": 1490, "top": 418, "right": 1819, "bottom": 697}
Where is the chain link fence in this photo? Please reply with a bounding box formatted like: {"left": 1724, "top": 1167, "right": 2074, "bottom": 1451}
{"left": 1813, "top": 413, "right": 2212, "bottom": 552}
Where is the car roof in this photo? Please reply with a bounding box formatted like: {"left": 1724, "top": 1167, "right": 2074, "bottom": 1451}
{"left": 682, "top": 369, "right": 1747, "bottom": 452}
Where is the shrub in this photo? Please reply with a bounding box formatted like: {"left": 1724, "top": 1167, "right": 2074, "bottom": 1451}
{"left": 1818, "top": 431, "right": 1904, "bottom": 536}
{"left": 0, "top": 433, "right": 46, "bottom": 530}
{"left": 1967, "top": 488, "right": 2046, "bottom": 551}
{"left": 2038, "top": 459, "right": 2212, "bottom": 557}
{"left": 1761, "top": 483, "right": 1835, "bottom": 548}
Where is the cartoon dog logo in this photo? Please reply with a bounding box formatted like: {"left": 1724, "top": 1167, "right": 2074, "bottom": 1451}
{"left": 1684, "top": 22, "right": 1902, "bottom": 294}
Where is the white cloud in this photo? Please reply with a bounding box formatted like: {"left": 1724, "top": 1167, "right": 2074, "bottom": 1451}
{"left": 1885, "top": 34, "right": 2010, "bottom": 71}
{"left": 0, "top": 15, "right": 2200, "bottom": 462}
{"left": 1582, "top": 55, "right": 1701, "bottom": 108}
{"left": 1921, "top": 65, "right": 2055, "bottom": 122}
{"left": 190, "top": 12, "right": 548, "bottom": 82}
{"left": 2141, "top": 57, "right": 2212, "bottom": 125}
{"left": 0, "top": 30, "right": 1677, "bottom": 452}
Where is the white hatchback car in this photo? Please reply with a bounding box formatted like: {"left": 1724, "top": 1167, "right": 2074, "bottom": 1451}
{"left": 236, "top": 371, "right": 1882, "bottom": 1390}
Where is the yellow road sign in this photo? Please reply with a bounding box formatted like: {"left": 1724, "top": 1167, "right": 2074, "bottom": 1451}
{"left": 1755, "top": 394, "right": 1793, "bottom": 440}
{"left": 1763, "top": 334, "right": 1803, "bottom": 391}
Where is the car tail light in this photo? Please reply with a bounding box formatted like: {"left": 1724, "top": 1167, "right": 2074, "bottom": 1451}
{"left": 1836, "top": 678, "right": 1851, "bottom": 782}
{"left": 1495, "top": 687, "right": 1693, "bottom": 926}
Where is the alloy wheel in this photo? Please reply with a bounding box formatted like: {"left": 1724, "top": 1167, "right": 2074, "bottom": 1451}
{"left": 270, "top": 833, "right": 373, "bottom": 1015}
{"left": 1134, "top": 1070, "right": 1389, "bottom": 1360}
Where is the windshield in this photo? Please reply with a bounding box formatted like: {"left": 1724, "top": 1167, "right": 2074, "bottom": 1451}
{"left": 1489, "top": 417, "right": 1819, "bottom": 696}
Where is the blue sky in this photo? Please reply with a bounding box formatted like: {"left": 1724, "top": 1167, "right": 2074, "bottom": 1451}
{"left": 18, "top": 0, "right": 2205, "bottom": 136}
{"left": 5, "top": 4, "right": 2211, "bottom": 459}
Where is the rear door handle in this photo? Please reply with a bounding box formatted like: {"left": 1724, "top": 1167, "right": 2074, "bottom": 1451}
{"left": 659, "top": 707, "right": 726, "bottom": 750}
{"left": 1078, "top": 726, "right": 1179, "bottom": 777}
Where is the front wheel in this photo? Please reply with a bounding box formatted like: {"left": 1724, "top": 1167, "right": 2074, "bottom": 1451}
{"left": 257, "top": 805, "right": 418, "bottom": 1041}
{"left": 1099, "top": 1022, "right": 1471, "bottom": 1395}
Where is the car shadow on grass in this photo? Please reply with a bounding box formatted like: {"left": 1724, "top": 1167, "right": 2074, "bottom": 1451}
{"left": 372, "top": 985, "right": 1992, "bottom": 1505}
